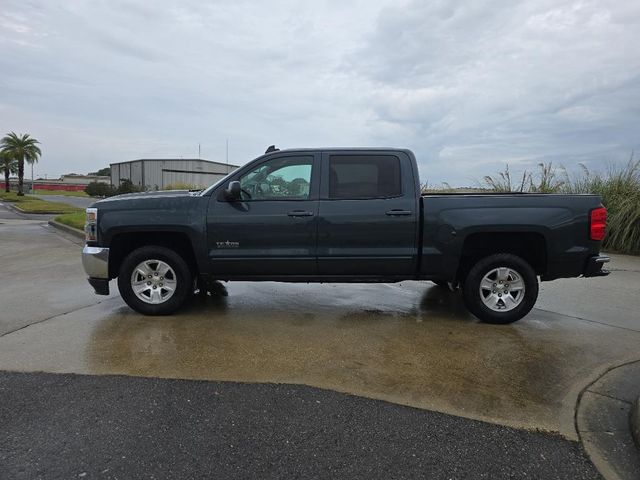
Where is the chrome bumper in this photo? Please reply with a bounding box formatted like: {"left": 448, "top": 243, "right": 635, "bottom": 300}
{"left": 82, "top": 245, "right": 109, "bottom": 279}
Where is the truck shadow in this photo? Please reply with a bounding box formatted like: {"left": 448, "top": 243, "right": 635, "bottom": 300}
{"left": 180, "top": 281, "right": 230, "bottom": 315}
{"left": 418, "top": 284, "right": 473, "bottom": 320}
{"left": 174, "top": 281, "right": 473, "bottom": 324}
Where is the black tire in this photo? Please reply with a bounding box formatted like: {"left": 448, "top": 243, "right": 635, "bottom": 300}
{"left": 118, "top": 245, "right": 192, "bottom": 315}
{"left": 462, "top": 253, "right": 538, "bottom": 324}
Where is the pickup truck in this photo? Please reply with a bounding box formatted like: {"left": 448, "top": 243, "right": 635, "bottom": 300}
{"left": 82, "top": 147, "right": 610, "bottom": 324}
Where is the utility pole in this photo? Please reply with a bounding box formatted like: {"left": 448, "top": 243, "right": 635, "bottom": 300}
{"left": 198, "top": 143, "right": 201, "bottom": 159}
{"left": 226, "top": 138, "right": 229, "bottom": 165}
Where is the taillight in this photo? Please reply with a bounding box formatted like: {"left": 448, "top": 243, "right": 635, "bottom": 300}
{"left": 590, "top": 207, "right": 606, "bottom": 241}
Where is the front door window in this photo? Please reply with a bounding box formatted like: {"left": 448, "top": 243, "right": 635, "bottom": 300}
{"left": 239, "top": 156, "right": 313, "bottom": 201}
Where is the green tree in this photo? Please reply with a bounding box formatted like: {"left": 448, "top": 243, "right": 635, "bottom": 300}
{"left": 0, "top": 132, "right": 42, "bottom": 196}
{"left": 0, "top": 151, "right": 17, "bottom": 193}
{"left": 85, "top": 181, "right": 116, "bottom": 197}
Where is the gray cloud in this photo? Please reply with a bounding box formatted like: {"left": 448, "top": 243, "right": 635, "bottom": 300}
{"left": 0, "top": 0, "right": 638, "bottom": 185}
{"left": 348, "top": 0, "right": 640, "bottom": 183}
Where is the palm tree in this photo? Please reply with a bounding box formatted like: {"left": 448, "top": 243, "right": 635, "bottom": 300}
{"left": 0, "top": 151, "right": 17, "bottom": 193}
{"left": 0, "top": 132, "right": 41, "bottom": 196}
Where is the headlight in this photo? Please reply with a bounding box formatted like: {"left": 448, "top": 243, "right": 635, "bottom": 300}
{"left": 85, "top": 207, "right": 98, "bottom": 242}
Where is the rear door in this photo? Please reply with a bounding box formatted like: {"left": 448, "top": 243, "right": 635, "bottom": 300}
{"left": 317, "top": 151, "right": 418, "bottom": 276}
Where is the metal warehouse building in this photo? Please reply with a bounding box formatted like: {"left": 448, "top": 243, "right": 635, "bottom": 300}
{"left": 110, "top": 159, "right": 239, "bottom": 190}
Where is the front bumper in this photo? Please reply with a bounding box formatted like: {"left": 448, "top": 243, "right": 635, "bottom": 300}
{"left": 82, "top": 245, "right": 110, "bottom": 295}
{"left": 584, "top": 255, "right": 610, "bottom": 277}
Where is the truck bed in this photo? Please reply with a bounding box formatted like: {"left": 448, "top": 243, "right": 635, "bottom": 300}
{"left": 419, "top": 193, "right": 603, "bottom": 281}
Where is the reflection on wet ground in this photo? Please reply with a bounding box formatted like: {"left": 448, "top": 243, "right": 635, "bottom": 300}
{"left": 1, "top": 280, "right": 638, "bottom": 440}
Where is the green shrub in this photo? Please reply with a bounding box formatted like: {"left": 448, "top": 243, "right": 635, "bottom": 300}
{"left": 116, "top": 179, "right": 142, "bottom": 195}
{"left": 482, "top": 164, "right": 531, "bottom": 192}
{"left": 564, "top": 159, "right": 640, "bottom": 254}
{"left": 85, "top": 182, "right": 116, "bottom": 197}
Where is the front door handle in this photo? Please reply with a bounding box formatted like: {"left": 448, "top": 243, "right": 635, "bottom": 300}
{"left": 287, "top": 210, "right": 314, "bottom": 217}
{"left": 385, "top": 209, "right": 412, "bottom": 216}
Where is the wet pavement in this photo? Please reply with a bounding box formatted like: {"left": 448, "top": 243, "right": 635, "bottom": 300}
{"left": 0, "top": 202, "right": 115, "bottom": 336}
{"left": 1, "top": 205, "right": 639, "bottom": 448}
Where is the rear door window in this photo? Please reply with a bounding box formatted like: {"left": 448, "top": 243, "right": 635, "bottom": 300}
{"left": 328, "top": 155, "right": 402, "bottom": 199}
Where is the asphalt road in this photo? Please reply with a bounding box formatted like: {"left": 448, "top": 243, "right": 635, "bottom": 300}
{"left": 0, "top": 371, "right": 600, "bottom": 480}
{"left": 35, "top": 194, "right": 96, "bottom": 208}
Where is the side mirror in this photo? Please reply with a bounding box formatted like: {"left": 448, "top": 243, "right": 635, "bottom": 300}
{"left": 225, "top": 181, "right": 241, "bottom": 201}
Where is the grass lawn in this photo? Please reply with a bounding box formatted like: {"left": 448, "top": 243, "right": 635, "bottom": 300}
{"left": 55, "top": 211, "right": 85, "bottom": 230}
{"left": 32, "top": 189, "right": 88, "bottom": 197}
{"left": 0, "top": 191, "right": 83, "bottom": 214}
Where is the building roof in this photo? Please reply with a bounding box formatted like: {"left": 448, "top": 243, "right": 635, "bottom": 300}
{"left": 111, "top": 158, "right": 239, "bottom": 168}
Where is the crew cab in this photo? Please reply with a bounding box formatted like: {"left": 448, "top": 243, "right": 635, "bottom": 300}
{"left": 82, "top": 148, "right": 609, "bottom": 323}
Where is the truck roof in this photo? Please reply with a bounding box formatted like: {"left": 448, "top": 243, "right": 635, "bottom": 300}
{"left": 259, "top": 147, "right": 416, "bottom": 159}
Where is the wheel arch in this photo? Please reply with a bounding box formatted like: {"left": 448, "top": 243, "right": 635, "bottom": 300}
{"left": 455, "top": 231, "right": 547, "bottom": 283}
{"left": 108, "top": 231, "right": 199, "bottom": 279}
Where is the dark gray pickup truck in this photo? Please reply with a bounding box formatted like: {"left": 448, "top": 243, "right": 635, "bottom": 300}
{"left": 82, "top": 147, "right": 609, "bottom": 323}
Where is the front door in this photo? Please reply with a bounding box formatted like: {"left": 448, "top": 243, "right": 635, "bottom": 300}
{"left": 206, "top": 153, "right": 319, "bottom": 277}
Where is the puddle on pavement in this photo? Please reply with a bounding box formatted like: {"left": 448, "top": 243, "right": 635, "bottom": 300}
{"left": 88, "top": 283, "right": 640, "bottom": 437}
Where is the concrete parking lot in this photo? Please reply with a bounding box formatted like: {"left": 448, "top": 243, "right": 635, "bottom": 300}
{"left": 1, "top": 202, "right": 639, "bottom": 478}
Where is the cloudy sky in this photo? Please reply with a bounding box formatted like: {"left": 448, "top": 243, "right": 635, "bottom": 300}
{"left": 1, "top": 0, "right": 639, "bottom": 185}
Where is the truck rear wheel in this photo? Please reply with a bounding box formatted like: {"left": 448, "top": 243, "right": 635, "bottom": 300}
{"left": 462, "top": 253, "right": 538, "bottom": 324}
{"left": 118, "top": 245, "right": 192, "bottom": 315}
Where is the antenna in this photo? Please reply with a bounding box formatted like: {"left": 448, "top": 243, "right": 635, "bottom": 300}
{"left": 198, "top": 143, "right": 201, "bottom": 159}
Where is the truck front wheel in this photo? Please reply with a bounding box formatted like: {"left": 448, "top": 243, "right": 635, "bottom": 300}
{"left": 462, "top": 253, "right": 538, "bottom": 324}
{"left": 118, "top": 246, "right": 192, "bottom": 315}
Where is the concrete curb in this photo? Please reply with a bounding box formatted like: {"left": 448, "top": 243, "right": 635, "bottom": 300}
{"left": 632, "top": 396, "right": 640, "bottom": 450}
{"left": 48, "top": 219, "right": 84, "bottom": 240}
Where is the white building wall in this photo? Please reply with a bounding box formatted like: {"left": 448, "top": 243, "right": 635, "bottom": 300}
{"left": 111, "top": 159, "right": 238, "bottom": 190}
{"left": 156, "top": 159, "right": 236, "bottom": 189}
{"left": 130, "top": 161, "right": 143, "bottom": 186}
{"left": 144, "top": 161, "right": 163, "bottom": 190}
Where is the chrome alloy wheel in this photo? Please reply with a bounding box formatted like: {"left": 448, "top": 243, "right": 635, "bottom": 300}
{"left": 479, "top": 266, "right": 526, "bottom": 312}
{"left": 130, "top": 259, "right": 177, "bottom": 304}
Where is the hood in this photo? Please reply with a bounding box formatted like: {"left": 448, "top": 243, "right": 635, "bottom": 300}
{"left": 91, "top": 190, "right": 200, "bottom": 207}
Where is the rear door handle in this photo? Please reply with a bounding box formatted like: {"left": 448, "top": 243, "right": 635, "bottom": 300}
{"left": 287, "top": 210, "right": 314, "bottom": 217}
{"left": 385, "top": 209, "right": 412, "bottom": 216}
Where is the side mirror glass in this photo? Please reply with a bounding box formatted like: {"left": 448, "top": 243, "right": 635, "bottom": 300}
{"left": 225, "top": 181, "right": 241, "bottom": 201}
